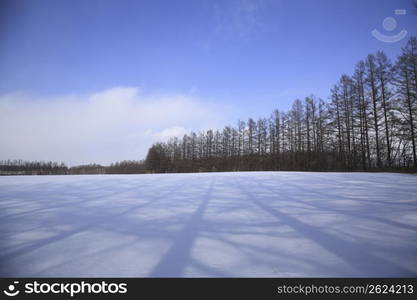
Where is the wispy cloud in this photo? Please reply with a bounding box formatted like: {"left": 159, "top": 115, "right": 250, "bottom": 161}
{"left": 213, "top": 0, "right": 273, "bottom": 39}
{"left": 0, "top": 87, "right": 231, "bottom": 165}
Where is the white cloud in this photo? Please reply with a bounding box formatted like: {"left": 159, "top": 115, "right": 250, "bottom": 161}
{"left": 152, "top": 126, "right": 188, "bottom": 141}
{"left": 0, "top": 87, "right": 231, "bottom": 166}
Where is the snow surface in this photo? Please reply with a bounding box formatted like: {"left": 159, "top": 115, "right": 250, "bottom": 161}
{"left": 0, "top": 172, "right": 417, "bottom": 277}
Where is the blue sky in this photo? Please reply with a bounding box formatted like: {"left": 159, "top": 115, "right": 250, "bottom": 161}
{"left": 1, "top": 0, "right": 417, "bottom": 165}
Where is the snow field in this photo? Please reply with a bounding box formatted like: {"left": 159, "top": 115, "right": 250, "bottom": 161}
{"left": 0, "top": 172, "right": 416, "bottom": 277}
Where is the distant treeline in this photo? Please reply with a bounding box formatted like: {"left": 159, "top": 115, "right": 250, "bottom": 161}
{"left": 0, "top": 160, "right": 68, "bottom": 175}
{"left": 145, "top": 37, "right": 417, "bottom": 173}
{"left": 0, "top": 160, "right": 146, "bottom": 175}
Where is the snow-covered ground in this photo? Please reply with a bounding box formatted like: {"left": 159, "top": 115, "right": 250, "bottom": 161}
{"left": 0, "top": 172, "right": 416, "bottom": 277}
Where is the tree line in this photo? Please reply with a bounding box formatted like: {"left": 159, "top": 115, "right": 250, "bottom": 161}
{"left": 145, "top": 37, "right": 417, "bottom": 173}
{"left": 0, "top": 160, "right": 146, "bottom": 175}
{"left": 0, "top": 160, "right": 69, "bottom": 175}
